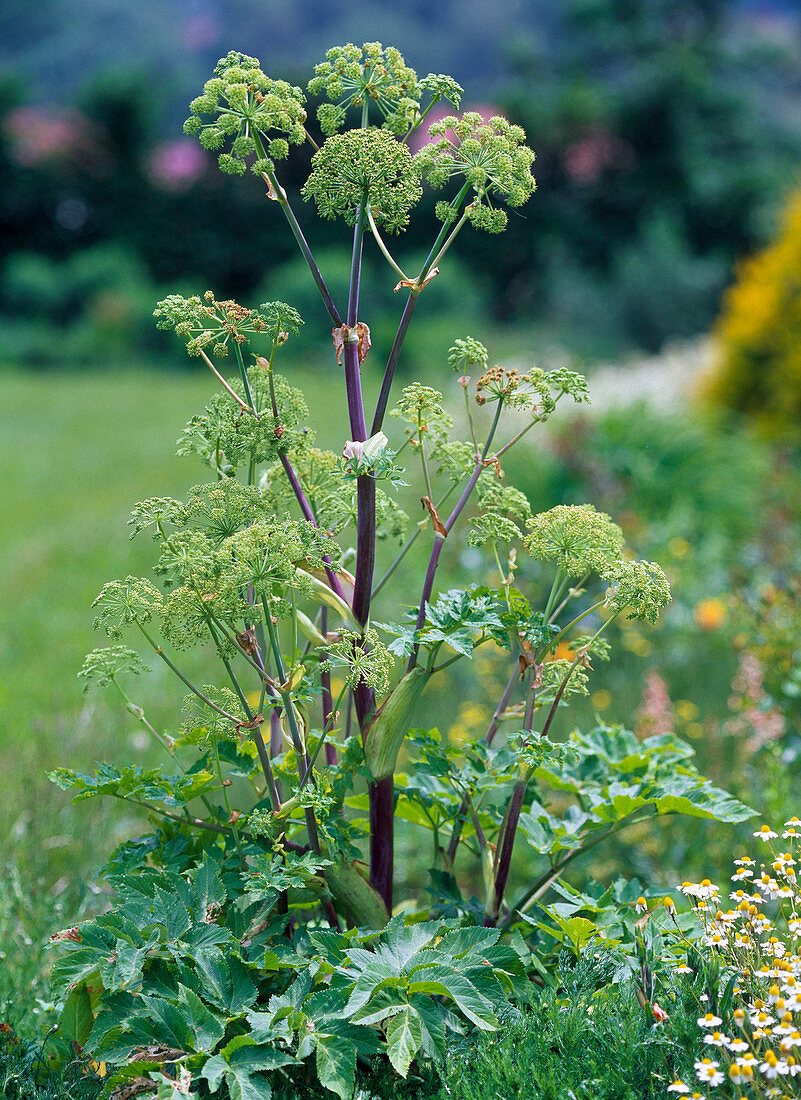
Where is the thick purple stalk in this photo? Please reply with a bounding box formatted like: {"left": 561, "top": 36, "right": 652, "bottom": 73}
{"left": 371, "top": 291, "right": 418, "bottom": 434}
{"left": 270, "top": 708, "right": 282, "bottom": 757}
{"left": 369, "top": 775, "right": 395, "bottom": 911}
{"left": 486, "top": 779, "right": 528, "bottom": 926}
{"left": 340, "top": 206, "right": 391, "bottom": 905}
{"left": 486, "top": 673, "right": 539, "bottom": 923}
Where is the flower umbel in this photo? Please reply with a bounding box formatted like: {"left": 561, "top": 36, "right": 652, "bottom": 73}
{"left": 415, "top": 112, "right": 536, "bottom": 232}
{"left": 184, "top": 51, "right": 306, "bottom": 174}
{"left": 525, "top": 504, "right": 625, "bottom": 577}
{"left": 302, "top": 128, "right": 423, "bottom": 232}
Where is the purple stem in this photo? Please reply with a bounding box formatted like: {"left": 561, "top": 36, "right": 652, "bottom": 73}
{"left": 407, "top": 401, "right": 504, "bottom": 671}
{"left": 486, "top": 673, "right": 539, "bottom": 924}
{"left": 485, "top": 779, "right": 528, "bottom": 926}
{"left": 369, "top": 776, "right": 395, "bottom": 912}
{"left": 371, "top": 290, "right": 418, "bottom": 434}
{"left": 270, "top": 708, "right": 282, "bottom": 758}
{"left": 341, "top": 205, "right": 390, "bottom": 906}
{"left": 446, "top": 663, "right": 520, "bottom": 865}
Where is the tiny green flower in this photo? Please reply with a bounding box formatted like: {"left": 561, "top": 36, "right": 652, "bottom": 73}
{"left": 177, "top": 368, "right": 311, "bottom": 474}
{"left": 321, "top": 628, "right": 395, "bottom": 696}
{"left": 184, "top": 481, "right": 275, "bottom": 545}
{"left": 128, "top": 497, "right": 187, "bottom": 539}
{"left": 184, "top": 51, "right": 306, "bottom": 174}
{"left": 302, "top": 128, "right": 422, "bottom": 233}
{"left": 525, "top": 504, "right": 625, "bottom": 576}
{"left": 603, "top": 559, "right": 672, "bottom": 623}
{"left": 447, "top": 336, "right": 489, "bottom": 374}
{"left": 308, "top": 42, "right": 421, "bottom": 134}
{"left": 469, "top": 480, "right": 532, "bottom": 547}
{"left": 415, "top": 112, "right": 536, "bottom": 232}
{"left": 390, "top": 383, "right": 453, "bottom": 437}
{"left": 154, "top": 293, "right": 301, "bottom": 358}
{"left": 92, "top": 577, "right": 164, "bottom": 637}
{"left": 78, "top": 646, "right": 149, "bottom": 692}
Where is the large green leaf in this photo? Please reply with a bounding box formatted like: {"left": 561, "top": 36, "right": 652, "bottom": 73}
{"left": 202, "top": 1037, "right": 295, "bottom": 1100}
{"left": 178, "top": 985, "right": 226, "bottom": 1052}
{"left": 58, "top": 985, "right": 94, "bottom": 1049}
{"left": 100, "top": 937, "right": 156, "bottom": 992}
{"left": 385, "top": 1006, "right": 423, "bottom": 1077}
{"left": 314, "top": 1032, "right": 356, "bottom": 1100}
{"left": 406, "top": 965, "right": 497, "bottom": 1030}
{"left": 409, "top": 995, "right": 447, "bottom": 1062}
{"left": 193, "top": 948, "right": 258, "bottom": 1013}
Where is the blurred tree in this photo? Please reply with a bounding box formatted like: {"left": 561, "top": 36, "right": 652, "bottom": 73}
{"left": 498, "top": 0, "right": 801, "bottom": 348}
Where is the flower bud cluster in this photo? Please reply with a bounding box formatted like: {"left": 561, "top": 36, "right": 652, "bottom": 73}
{"left": 415, "top": 112, "right": 536, "bottom": 233}
{"left": 302, "top": 128, "right": 422, "bottom": 232}
{"left": 184, "top": 51, "right": 306, "bottom": 174}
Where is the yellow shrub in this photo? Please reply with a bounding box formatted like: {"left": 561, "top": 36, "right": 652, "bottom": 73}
{"left": 704, "top": 188, "right": 801, "bottom": 435}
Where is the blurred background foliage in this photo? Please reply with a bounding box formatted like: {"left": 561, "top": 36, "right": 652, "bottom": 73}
{"left": 2, "top": 0, "right": 801, "bottom": 362}
{"left": 4, "top": 0, "right": 801, "bottom": 1035}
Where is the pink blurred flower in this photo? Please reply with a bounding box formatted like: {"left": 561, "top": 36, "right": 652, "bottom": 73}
{"left": 636, "top": 669, "right": 675, "bottom": 738}
{"left": 563, "top": 127, "right": 633, "bottom": 185}
{"left": 147, "top": 140, "right": 207, "bottom": 191}
{"left": 4, "top": 105, "right": 102, "bottom": 168}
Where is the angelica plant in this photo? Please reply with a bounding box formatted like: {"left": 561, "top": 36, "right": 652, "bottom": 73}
{"left": 46, "top": 40, "right": 745, "bottom": 1098}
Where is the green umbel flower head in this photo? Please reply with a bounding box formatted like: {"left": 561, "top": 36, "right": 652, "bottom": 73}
{"left": 302, "top": 128, "right": 422, "bottom": 233}
{"left": 448, "top": 336, "right": 489, "bottom": 374}
{"left": 320, "top": 628, "right": 395, "bottom": 696}
{"left": 603, "top": 559, "right": 672, "bottom": 623}
{"left": 153, "top": 293, "right": 303, "bottom": 358}
{"left": 177, "top": 367, "right": 310, "bottom": 473}
{"left": 184, "top": 51, "right": 306, "bottom": 174}
{"left": 390, "top": 383, "right": 453, "bottom": 437}
{"left": 525, "top": 504, "right": 624, "bottom": 577}
{"left": 78, "top": 646, "right": 149, "bottom": 692}
{"left": 92, "top": 577, "right": 164, "bottom": 637}
{"left": 415, "top": 112, "right": 536, "bottom": 233}
{"left": 308, "top": 42, "right": 421, "bottom": 135}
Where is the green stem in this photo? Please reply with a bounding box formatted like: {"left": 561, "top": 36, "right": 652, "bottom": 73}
{"left": 540, "top": 600, "right": 606, "bottom": 660}
{"left": 233, "top": 340, "right": 256, "bottom": 413}
{"left": 135, "top": 623, "right": 239, "bottom": 723}
{"left": 262, "top": 601, "right": 320, "bottom": 851}
{"left": 418, "top": 413, "right": 433, "bottom": 501}
{"left": 198, "top": 348, "right": 256, "bottom": 414}
{"left": 539, "top": 616, "right": 615, "bottom": 743}
{"left": 427, "top": 206, "right": 471, "bottom": 272}
{"left": 500, "top": 810, "right": 658, "bottom": 929}
{"left": 214, "top": 738, "right": 245, "bottom": 865}
{"left": 297, "top": 683, "right": 349, "bottom": 796}
{"left": 493, "top": 416, "right": 539, "bottom": 460}
{"left": 112, "top": 792, "right": 236, "bottom": 837}
{"left": 367, "top": 205, "right": 411, "bottom": 282}
{"left": 543, "top": 569, "right": 566, "bottom": 624}
{"left": 207, "top": 620, "right": 281, "bottom": 812}
{"left": 111, "top": 680, "right": 216, "bottom": 817}
{"left": 255, "top": 139, "right": 341, "bottom": 327}
{"left": 402, "top": 96, "right": 439, "bottom": 143}
{"left": 550, "top": 574, "right": 589, "bottom": 622}
{"left": 416, "top": 181, "right": 471, "bottom": 282}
